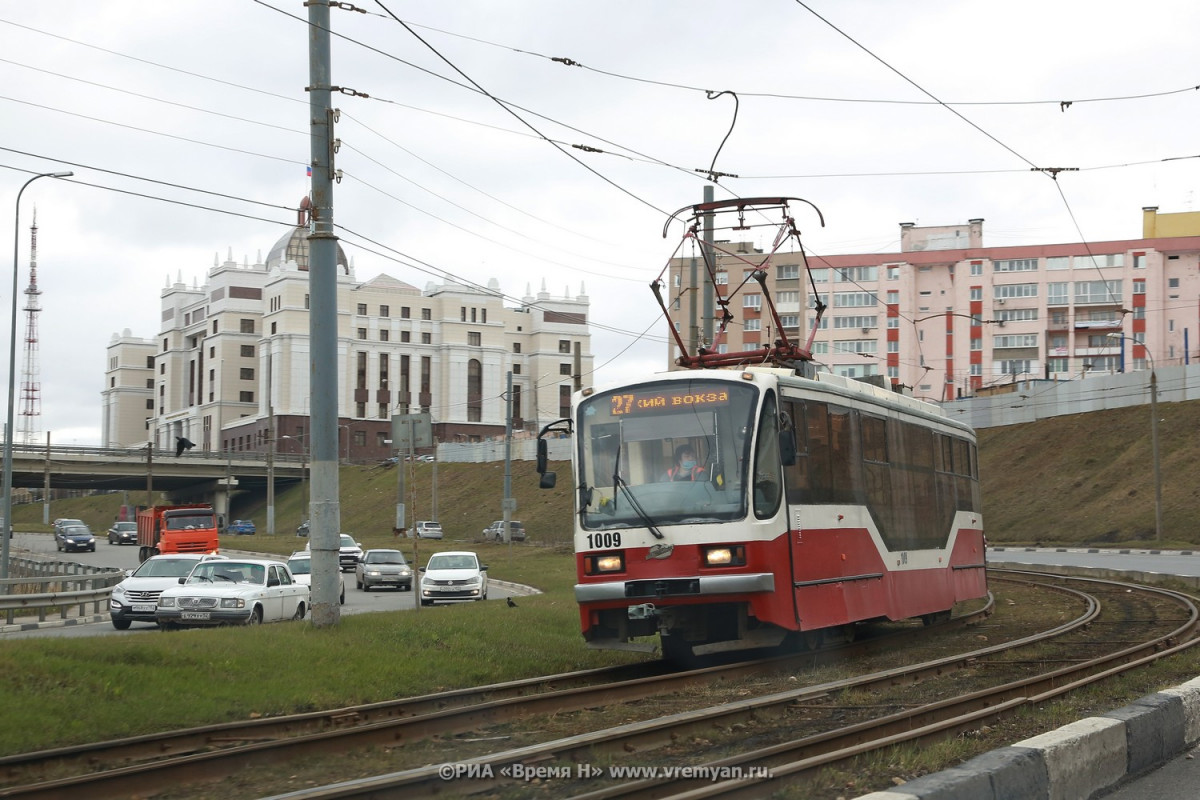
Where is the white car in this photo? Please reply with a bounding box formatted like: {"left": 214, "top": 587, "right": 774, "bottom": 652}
{"left": 109, "top": 553, "right": 227, "bottom": 630}
{"left": 419, "top": 550, "right": 488, "bottom": 606}
{"left": 155, "top": 558, "right": 309, "bottom": 628}
{"left": 304, "top": 533, "right": 363, "bottom": 572}
{"left": 286, "top": 551, "right": 345, "bottom": 605}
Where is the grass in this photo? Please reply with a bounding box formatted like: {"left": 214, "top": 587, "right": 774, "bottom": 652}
{"left": 7, "top": 397, "right": 1200, "bottom": 758}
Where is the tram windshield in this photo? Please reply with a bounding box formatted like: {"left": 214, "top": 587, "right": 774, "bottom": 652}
{"left": 577, "top": 379, "right": 758, "bottom": 530}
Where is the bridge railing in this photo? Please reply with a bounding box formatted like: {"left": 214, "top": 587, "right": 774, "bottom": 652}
{"left": 7, "top": 443, "right": 306, "bottom": 464}
{"left": 0, "top": 557, "right": 124, "bottom": 626}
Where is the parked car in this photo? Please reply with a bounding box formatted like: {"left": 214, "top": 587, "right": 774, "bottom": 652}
{"left": 286, "top": 551, "right": 345, "bottom": 605}
{"left": 412, "top": 520, "right": 443, "bottom": 540}
{"left": 55, "top": 524, "right": 96, "bottom": 553}
{"left": 304, "top": 533, "right": 363, "bottom": 572}
{"left": 356, "top": 549, "right": 413, "bottom": 591}
{"left": 226, "top": 519, "right": 256, "bottom": 535}
{"left": 53, "top": 518, "right": 84, "bottom": 534}
{"left": 296, "top": 520, "right": 310, "bottom": 537}
{"left": 155, "top": 558, "right": 309, "bottom": 628}
{"left": 482, "top": 520, "right": 526, "bottom": 542}
{"left": 109, "top": 553, "right": 227, "bottom": 629}
{"left": 419, "top": 551, "right": 488, "bottom": 606}
{"left": 107, "top": 521, "right": 139, "bottom": 545}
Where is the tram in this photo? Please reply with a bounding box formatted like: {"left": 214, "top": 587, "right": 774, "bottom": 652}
{"left": 536, "top": 197, "right": 987, "bottom": 660}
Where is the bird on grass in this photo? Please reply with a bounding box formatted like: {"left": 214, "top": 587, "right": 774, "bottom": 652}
{"left": 506, "top": 597, "right": 517, "bottom": 608}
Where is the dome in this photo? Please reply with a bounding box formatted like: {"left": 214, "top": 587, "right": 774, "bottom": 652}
{"left": 265, "top": 225, "right": 349, "bottom": 273}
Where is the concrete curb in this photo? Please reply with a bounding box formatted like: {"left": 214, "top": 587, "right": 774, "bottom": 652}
{"left": 854, "top": 679, "right": 1200, "bottom": 799}
{"left": 854, "top": 556, "right": 1200, "bottom": 799}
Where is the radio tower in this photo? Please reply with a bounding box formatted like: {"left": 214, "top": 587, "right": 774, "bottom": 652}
{"left": 18, "top": 208, "right": 43, "bottom": 445}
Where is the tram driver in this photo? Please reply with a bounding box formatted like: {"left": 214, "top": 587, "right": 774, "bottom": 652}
{"left": 663, "top": 444, "right": 706, "bottom": 482}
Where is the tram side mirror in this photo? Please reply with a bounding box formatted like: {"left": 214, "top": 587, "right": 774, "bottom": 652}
{"left": 540, "top": 470, "right": 557, "bottom": 489}
{"left": 536, "top": 439, "right": 548, "bottom": 475}
{"left": 778, "top": 430, "right": 797, "bottom": 466}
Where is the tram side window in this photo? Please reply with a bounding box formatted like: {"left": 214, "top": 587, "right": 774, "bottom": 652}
{"left": 825, "top": 406, "right": 856, "bottom": 504}
{"left": 861, "top": 415, "right": 892, "bottom": 534}
{"left": 752, "top": 392, "right": 783, "bottom": 518}
{"left": 782, "top": 401, "right": 809, "bottom": 504}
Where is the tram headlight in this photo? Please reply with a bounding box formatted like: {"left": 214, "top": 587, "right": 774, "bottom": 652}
{"left": 703, "top": 545, "right": 746, "bottom": 567}
{"left": 584, "top": 553, "right": 625, "bottom": 575}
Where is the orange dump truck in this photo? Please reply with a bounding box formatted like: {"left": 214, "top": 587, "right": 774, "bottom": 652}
{"left": 136, "top": 504, "right": 220, "bottom": 563}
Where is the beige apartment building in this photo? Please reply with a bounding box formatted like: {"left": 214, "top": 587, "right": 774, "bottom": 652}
{"left": 102, "top": 217, "right": 591, "bottom": 460}
{"left": 668, "top": 207, "right": 1200, "bottom": 402}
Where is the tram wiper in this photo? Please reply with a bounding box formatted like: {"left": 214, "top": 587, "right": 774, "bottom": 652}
{"left": 611, "top": 443, "right": 665, "bottom": 540}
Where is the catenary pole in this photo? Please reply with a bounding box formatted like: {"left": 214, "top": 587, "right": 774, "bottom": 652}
{"left": 307, "top": 0, "right": 341, "bottom": 625}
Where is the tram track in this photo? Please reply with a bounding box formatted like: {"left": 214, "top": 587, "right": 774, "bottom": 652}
{"left": 4, "top": 571, "right": 1191, "bottom": 799}
{"left": 0, "top": 598, "right": 995, "bottom": 799}
{"left": 239, "top": 572, "right": 1199, "bottom": 799}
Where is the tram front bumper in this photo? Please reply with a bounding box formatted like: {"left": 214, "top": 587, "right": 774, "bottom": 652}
{"left": 575, "top": 572, "right": 775, "bottom": 603}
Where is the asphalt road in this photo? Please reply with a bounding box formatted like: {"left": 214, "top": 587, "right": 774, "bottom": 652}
{"left": 4, "top": 531, "right": 515, "bottom": 639}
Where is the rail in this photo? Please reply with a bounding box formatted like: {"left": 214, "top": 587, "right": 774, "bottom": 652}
{"left": 6, "top": 443, "right": 306, "bottom": 464}
{"left": 0, "top": 557, "right": 123, "bottom": 625}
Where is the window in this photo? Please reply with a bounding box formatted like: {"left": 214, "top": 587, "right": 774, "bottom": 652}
{"left": 240, "top": 368, "right": 254, "bottom": 380}
{"left": 401, "top": 306, "right": 411, "bottom": 319}
{"left": 421, "top": 333, "right": 431, "bottom": 344}
{"left": 833, "top": 315, "right": 877, "bottom": 329}
{"left": 240, "top": 345, "right": 255, "bottom": 357}
{"left": 834, "top": 266, "right": 878, "bottom": 282}
{"left": 468, "top": 331, "right": 481, "bottom": 346}
{"left": 240, "top": 319, "right": 255, "bottom": 334}
{"left": 886, "top": 266, "right": 900, "bottom": 280}
{"left": 160, "top": 363, "right": 165, "bottom": 375}
{"left": 421, "top": 308, "right": 431, "bottom": 320}
{"left": 994, "top": 258, "right": 1038, "bottom": 273}
{"left": 380, "top": 305, "right": 389, "bottom": 317}
{"left": 1047, "top": 282, "right": 1069, "bottom": 305}
{"left": 1133, "top": 280, "right": 1146, "bottom": 295}
{"left": 146, "top": 379, "right": 154, "bottom": 388}
{"left": 1046, "top": 357, "right": 1069, "bottom": 374}
{"left": 559, "top": 339, "right": 571, "bottom": 353}
{"left": 1074, "top": 280, "right": 1122, "bottom": 305}
{"left": 559, "top": 363, "right": 572, "bottom": 375}
{"left": 380, "top": 330, "right": 389, "bottom": 342}
{"left": 744, "top": 318, "right": 761, "bottom": 331}
{"left": 1168, "top": 278, "right": 1180, "bottom": 288}
{"left": 239, "top": 391, "right": 254, "bottom": 402}
{"left": 776, "top": 291, "right": 800, "bottom": 305}
{"left": 743, "top": 294, "right": 762, "bottom": 309}
{"left": 970, "top": 262, "right": 983, "bottom": 276}
{"left": 145, "top": 399, "right": 154, "bottom": 410}
{"left": 357, "top": 303, "right": 367, "bottom": 315}
{"left": 833, "top": 292, "right": 876, "bottom": 307}
{"left": 994, "top": 334, "right": 1038, "bottom": 348}
{"left": 810, "top": 268, "right": 829, "bottom": 283}
{"left": 401, "top": 331, "right": 410, "bottom": 342}
{"left": 970, "top": 338, "right": 982, "bottom": 351}
{"left": 513, "top": 364, "right": 521, "bottom": 374}
{"left": 1133, "top": 254, "right": 1147, "bottom": 269}
{"left": 994, "top": 283, "right": 1038, "bottom": 299}
{"left": 969, "top": 287, "right": 983, "bottom": 301}
{"left": 467, "top": 359, "right": 482, "bottom": 422}
{"left": 996, "top": 308, "right": 1038, "bottom": 322}
{"left": 357, "top": 328, "right": 367, "bottom": 340}
{"left": 779, "top": 315, "right": 799, "bottom": 328}
{"left": 997, "top": 360, "right": 1032, "bottom": 377}
{"left": 559, "top": 385, "right": 571, "bottom": 418}
{"left": 1075, "top": 254, "right": 1124, "bottom": 269}
{"left": 777, "top": 264, "right": 799, "bottom": 279}
{"left": 1046, "top": 256, "right": 1069, "bottom": 270}
{"left": 836, "top": 340, "right": 877, "bottom": 354}
{"left": 513, "top": 343, "right": 521, "bottom": 354}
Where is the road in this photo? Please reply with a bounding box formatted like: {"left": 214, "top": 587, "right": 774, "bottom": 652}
{"left": 4, "top": 532, "right": 516, "bottom": 639}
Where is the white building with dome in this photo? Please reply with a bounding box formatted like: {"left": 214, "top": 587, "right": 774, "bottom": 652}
{"left": 101, "top": 209, "right": 592, "bottom": 462}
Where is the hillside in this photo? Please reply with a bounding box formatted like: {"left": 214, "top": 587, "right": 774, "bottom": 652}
{"left": 15, "top": 398, "right": 1198, "bottom": 551}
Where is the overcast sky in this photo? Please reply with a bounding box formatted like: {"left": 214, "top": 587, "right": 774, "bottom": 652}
{"left": 2, "top": 1, "right": 1198, "bottom": 445}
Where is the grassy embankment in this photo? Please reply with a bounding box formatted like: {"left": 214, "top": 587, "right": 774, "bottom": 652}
{"left": 4, "top": 397, "right": 1200, "bottom": 755}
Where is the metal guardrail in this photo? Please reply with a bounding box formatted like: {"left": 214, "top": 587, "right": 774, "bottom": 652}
{"left": 8, "top": 443, "right": 306, "bottom": 464}
{"left": 0, "top": 557, "right": 123, "bottom": 626}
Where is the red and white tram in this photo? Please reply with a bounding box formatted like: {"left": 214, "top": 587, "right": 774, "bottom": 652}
{"left": 550, "top": 367, "right": 986, "bottom": 660}
{"left": 537, "top": 197, "right": 987, "bottom": 661}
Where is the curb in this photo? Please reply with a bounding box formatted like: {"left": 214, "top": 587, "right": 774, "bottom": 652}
{"left": 853, "top": 678, "right": 1200, "bottom": 800}
{"left": 0, "top": 613, "right": 108, "bottom": 634}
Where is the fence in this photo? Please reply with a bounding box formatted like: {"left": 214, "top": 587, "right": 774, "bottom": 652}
{"left": 0, "top": 557, "right": 123, "bottom": 626}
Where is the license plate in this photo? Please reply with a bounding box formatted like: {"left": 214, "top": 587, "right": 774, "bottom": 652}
{"left": 181, "top": 611, "right": 210, "bottom": 620}
{"left": 132, "top": 604, "right": 155, "bottom": 613}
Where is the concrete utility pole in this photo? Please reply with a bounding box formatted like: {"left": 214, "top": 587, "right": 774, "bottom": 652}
{"left": 307, "top": 0, "right": 342, "bottom": 626}
{"left": 502, "top": 371, "right": 513, "bottom": 543}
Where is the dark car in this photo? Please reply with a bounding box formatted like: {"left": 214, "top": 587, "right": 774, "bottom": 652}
{"left": 296, "top": 520, "right": 310, "bottom": 537}
{"left": 55, "top": 524, "right": 96, "bottom": 553}
{"left": 107, "top": 521, "right": 138, "bottom": 545}
{"left": 227, "top": 519, "right": 256, "bottom": 535}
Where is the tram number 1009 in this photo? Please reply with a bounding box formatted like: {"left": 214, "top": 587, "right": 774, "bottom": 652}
{"left": 585, "top": 532, "right": 623, "bottom": 550}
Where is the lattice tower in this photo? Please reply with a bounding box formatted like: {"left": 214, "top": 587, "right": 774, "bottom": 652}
{"left": 18, "top": 208, "right": 42, "bottom": 445}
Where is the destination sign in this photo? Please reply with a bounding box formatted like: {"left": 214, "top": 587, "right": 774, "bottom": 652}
{"left": 609, "top": 387, "right": 731, "bottom": 416}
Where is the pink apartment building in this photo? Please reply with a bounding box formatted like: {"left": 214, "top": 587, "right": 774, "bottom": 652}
{"left": 668, "top": 207, "right": 1200, "bottom": 402}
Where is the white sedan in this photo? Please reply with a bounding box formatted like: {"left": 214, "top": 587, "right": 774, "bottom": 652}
{"left": 419, "top": 551, "right": 488, "bottom": 606}
{"left": 156, "top": 558, "right": 309, "bottom": 628}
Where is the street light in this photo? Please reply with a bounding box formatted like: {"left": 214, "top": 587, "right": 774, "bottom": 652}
{"left": 1107, "top": 332, "right": 1162, "bottom": 541}
{"left": 2, "top": 170, "right": 71, "bottom": 582}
